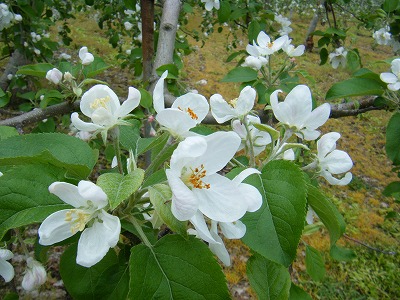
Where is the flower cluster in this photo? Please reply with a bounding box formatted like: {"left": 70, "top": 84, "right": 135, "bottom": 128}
{"left": 0, "top": 3, "right": 22, "bottom": 31}
{"left": 380, "top": 58, "right": 400, "bottom": 91}
{"left": 329, "top": 47, "right": 347, "bottom": 69}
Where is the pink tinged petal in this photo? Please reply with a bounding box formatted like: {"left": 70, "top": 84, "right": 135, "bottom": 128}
{"left": 194, "top": 174, "right": 248, "bottom": 222}
{"left": 77, "top": 181, "right": 108, "bottom": 209}
{"left": 322, "top": 150, "right": 353, "bottom": 174}
{"left": 236, "top": 86, "right": 256, "bottom": 116}
{"left": 80, "top": 85, "right": 120, "bottom": 117}
{"left": 156, "top": 109, "right": 197, "bottom": 137}
{"left": 317, "top": 132, "right": 340, "bottom": 159}
{"left": 49, "top": 182, "right": 87, "bottom": 207}
{"left": 0, "top": 258, "right": 14, "bottom": 282}
{"left": 38, "top": 210, "right": 77, "bottom": 245}
{"left": 172, "top": 93, "right": 210, "bottom": 123}
{"left": 153, "top": 71, "right": 168, "bottom": 113}
{"left": 321, "top": 170, "right": 352, "bottom": 185}
{"left": 71, "top": 112, "right": 102, "bottom": 132}
{"left": 210, "top": 94, "right": 236, "bottom": 123}
{"left": 189, "top": 211, "right": 219, "bottom": 244}
{"left": 209, "top": 221, "right": 231, "bottom": 266}
{"left": 115, "top": 87, "right": 141, "bottom": 118}
{"left": 76, "top": 216, "right": 119, "bottom": 268}
{"left": 220, "top": 221, "right": 246, "bottom": 239}
{"left": 388, "top": 82, "right": 400, "bottom": 91}
{"left": 304, "top": 103, "right": 331, "bottom": 130}
{"left": 199, "top": 131, "right": 241, "bottom": 174}
{"left": 167, "top": 169, "right": 199, "bottom": 221}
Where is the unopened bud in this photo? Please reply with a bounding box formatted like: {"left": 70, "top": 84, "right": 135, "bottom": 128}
{"left": 21, "top": 258, "right": 47, "bottom": 291}
{"left": 45, "top": 68, "right": 62, "bottom": 85}
{"left": 63, "top": 71, "right": 73, "bottom": 82}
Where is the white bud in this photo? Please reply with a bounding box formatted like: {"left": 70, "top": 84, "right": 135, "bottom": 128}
{"left": 79, "top": 47, "right": 94, "bottom": 65}
{"left": 33, "top": 48, "right": 40, "bottom": 55}
{"left": 63, "top": 71, "right": 73, "bottom": 82}
{"left": 14, "top": 14, "right": 22, "bottom": 22}
{"left": 23, "top": 42, "right": 28, "bottom": 47}
{"left": 40, "top": 95, "right": 44, "bottom": 101}
{"left": 124, "top": 21, "right": 133, "bottom": 30}
{"left": 7, "top": 74, "right": 13, "bottom": 80}
{"left": 45, "top": 68, "right": 63, "bottom": 84}
{"left": 125, "top": 49, "right": 131, "bottom": 55}
{"left": 21, "top": 258, "right": 47, "bottom": 291}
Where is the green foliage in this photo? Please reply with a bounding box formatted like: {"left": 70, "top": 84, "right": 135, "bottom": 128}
{"left": 386, "top": 112, "right": 400, "bottom": 165}
{"left": 0, "top": 126, "right": 19, "bottom": 141}
{"left": 326, "top": 78, "right": 385, "bottom": 100}
{"left": 242, "top": 160, "right": 307, "bottom": 266}
{"left": 305, "top": 245, "right": 326, "bottom": 281}
{"left": 221, "top": 67, "right": 259, "bottom": 82}
{"left": 129, "top": 235, "right": 230, "bottom": 299}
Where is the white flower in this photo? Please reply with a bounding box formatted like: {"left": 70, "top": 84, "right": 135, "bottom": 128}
{"left": 45, "top": 68, "right": 63, "bottom": 85}
{"left": 63, "top": 71, "right": 74, "bottom": 82}
{"left": 255, "top": 32, "right": 288, "bottom": 56}
{"left": 166, "top": 132, "right": 262, "bottom": 222}
{"left": 270, "top": 85, "right": 331, "bottom": 140}
{"left": 124, "top": 21, "right": 133, "bottom": 30}
{"left": 126, "top": 49, "right": 131, "bottom": 55}
{"left": 328, "top": 47, "right": 347, "bottom": 69}
{"left": 79, "top": 46, "right": 94, "bottom": 65}
{"left": 21, "top": 258, "right": 46, "bottom": 291}
{"left": 59, "top": 53, "right": 71, "bottom": 60}
{"left": 6, "top": 74, "right": 12, "bottom": 80}
{"left": 232, "top": 115, "right": 271, "bottom": 156}
{"left": 316, "top": 132, "right": 353, "bottom": 185}
{"left": 373, "top": 27, "right": 392, "bottom": 45}
{"left": 14, "top": 14, "right": 22, "bottom": 22}
{"left": 201, "top": 0, "right": 220, "bottom": 11}
{"left": 153, "top": 71, "right": 209, "bottom": 138}
{"left": 242, "top": 44, "right": 268, "bottom": 70}
{"left": 38, "top": 181, "right": 121, "bottom": 268}
{"left": 282, "top": 39, "right": 305, "bottom": 57}
{"left": 71, "top": 85, "right": 140, "bottom": 141}
{"left": 34, "top": 48, "right": 40, "bottom": 55}
{"left": 380, "top": 58, "right": 400, "bottom": 91}
{"left": 210, "top": 86, "right": 256, "bottom": 123}
{"left": 0, "top": 249, "right": 14, "bottom": 283}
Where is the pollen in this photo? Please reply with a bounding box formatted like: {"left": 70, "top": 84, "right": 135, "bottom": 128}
{"left": 178, "top": 106, "right": 198, "bottom": 120}
{"left": 65, "top": 209, "right": 91, "bottom": 234}
{"left": 90, "top": 96, "right": 110, "bottom": 109}
{"left": 267, "top": 42, "right": 274, "bottom": 48}
{"left": 229, "top": 98, "right": 238, "bottom": 108}
{"left": 188, "top": 164, "right": 210, "bottom": 189}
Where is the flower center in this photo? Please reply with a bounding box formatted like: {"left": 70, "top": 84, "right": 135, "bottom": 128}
{"left": 178, "top": 106, "right": 198, "bottom": 120}
{"left": 229, "top": 98, "right": 238, "bottom": 108}
{"left": 90, "top": 96, "right": 111, "bottom": 110}
{"left": 183, "top": 164, "right": 211, "bottom": 189}
{"left": 267, "top": 42, "right": 274, "bottom": 48}
{"left": 65, "top": 209, "right": 92, "bottom": 234}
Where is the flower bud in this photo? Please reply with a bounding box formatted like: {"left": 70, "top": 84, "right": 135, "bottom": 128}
{"left": 21, "top": 258, "right": 47, "bottom": 291}
{"left": 45, "top": 68, "right": 62, "bottom": 85}
{"left": 79, "top": 46, "right": 94, "bottom": 65}
{"left": 124, "top": 21, "right": 133, "bottom": 30}
{"left": 63, "top": 71, "right": 73, "bottom": 82}
{"left": 14, "top": 14, "right": 22, "bottom": 22}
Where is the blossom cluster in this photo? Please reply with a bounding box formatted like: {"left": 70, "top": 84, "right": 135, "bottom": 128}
{"left": 373, "top": 26, "right": 400, "bottom": 53}
{"left": 0, "top": 3, "right": 22, "bottom": 31}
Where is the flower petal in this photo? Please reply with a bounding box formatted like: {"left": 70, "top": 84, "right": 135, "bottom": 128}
{"left": 210, "top": 94, "right": 236, "bottom": 123}
{"left": 189, "top": 211, "right": 219, "bottom": 244}
{"left": 115, "top": 87, "right": 141, "bottom": 118}
{"left": 38, "top": 210, "right": 76, "bottom": 245}
{"left": 91, "top": 107, "right": 117, "bottom": 127}
{"left": 0, "top": 249, "right": 13, "bottom": 261}
{"left": 322, "top": 150, "right": 353, "bottom": 174}
{"left": 170, "top": 136, "right": 208, "bottom": 172}
{"left": 71, "top": 113, "right": 103, "bottom": 132}
{"left": 156, "top": 109, "right": 198, "bottom": 137}
{"left": 77, "top": 181, "right": 108, "bottom": 209}
{"left": 49, "top": 182, "right": 87, "bottom": 207}
{"left": 172, "top": 93, "right": 210, "bottom": 123}
{"left": 380, "top": 72, "right": 397, "bottom": 84}
{"left": 220, "top": 221, "right": 246, "bottom": 239}
{"left": 321, "top": 170, "right": 352, "bottom": 185}
{"left": 237, "top": 182, "right": 263, "bottom": 212}
{"left": 80, "top": 85, "right": 120, "bottom": 117}
{"left": 0, "top": 258, "right": 14, "bottom": 282}
{"left": 304, "top": 103, "right": 331, "bottom": 130}
{"left": 153, "top": 71, "right": 168, "bottom": 113}
{"left": 236, "top": 86, "right": 256, "bottom": 116}
{"left": 232, "top": 168, "right": 260, "bottom": 184}
{"left": 209, "top": 221, "right": 231, "bottom": 266}
{"left": 317, "top": 132, "right": 340, "bottom": 159}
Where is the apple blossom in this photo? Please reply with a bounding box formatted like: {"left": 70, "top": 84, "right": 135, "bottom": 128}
{"left": 210, "top": 86, "right": 256, "bottom": 123}
{"left": 242, "top": 44, "right": 269, "bottom": 70}
{"left": 380, "top": 58, "right": 400, "bottom": 91}
{"left": 282, "top": 38, "right": 305, "bottom": 57}
{"left": 255, "top": 32, "right": 288, "bottom": 56}
{"left": 270, "top": 85, "right": 331, "bottom": 140}
{"left": 124, "top": 21, "right": 133, "bottom": 30}
{"left": 0, "top": 249, "right": 14, "bottom": 283}
{"left": 45, "top": 68, "right": 63, "bottom": 85}
{"left": 166, "top": 131, "right": 262, "bottom": 222}
{"left": 328, "top": 47, "right": 347, "bottom": 69}
{"left": 201, "top": 0, "right": 220, "bottom": 11}
{"left": 373, "top": 27, "right": 392, "bottom": 46}
{"left": 21, "top": 258, "right": 47, "bottom": 291}
{"left": 38, "top": 181, "right": 121, "bottom": 268}
{"left": 79, "top": 46, "right": 94, "bottom": 65}
{"left": 71, "top": 84, "right": 140, "bottom": 142}
{"left": 153, "top": 71, "right": 209, "bottom": 138}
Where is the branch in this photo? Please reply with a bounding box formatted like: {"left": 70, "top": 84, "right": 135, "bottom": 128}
{"left": 0, "top": 49, "right": 29, "bottom": 91}
{"left": 329, "top": 96, "right": 381, "bottom": 118}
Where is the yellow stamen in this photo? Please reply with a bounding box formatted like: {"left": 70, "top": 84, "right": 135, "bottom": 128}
{"left": 188, "top": 164, "right": 210, "bottom": 189}
{"left": 229, "top": 98, "right": 238, "bottom": 108}
{"left": 178, "top": 106, "right": 198, "bottom": 120}
{"left": 65, "top": 210, "right": 92, "bottom": 234}
{"left": 267, "top": 42, "right": 274, "bottom": 48}
{"left": 90, "top": 96, "right": 111, "bottom": 110}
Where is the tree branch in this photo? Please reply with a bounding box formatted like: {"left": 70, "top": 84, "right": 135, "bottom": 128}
{"left": 0, "top": 49, "right": 29, "bottom": 91}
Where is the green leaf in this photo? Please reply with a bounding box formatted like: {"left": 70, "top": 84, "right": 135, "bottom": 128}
{"left": 0, "top": 126, "right": 19, "bottom": 141}
{"left": 60, "top": 243, "right": 118, "bottom": 300}
{"left": 383, "top": 181, "right": 400, "bottom": 196}
{"left": 252, "top": 123, "right": 280, "bottom": 141}
{"left": 326, "top": 78, "right": 385, "bottom": 100}
{"left": 139, "top": 88, "right": 152, "bottom": 108}
{"left": 218, "top": 1, "right": 231, "bottom": 23}
{"left": 242, "top": 160, "right": 307, "bottom": 266}
{"left": 307, "top": 184, "right": 345, "bottom": 246}
{"left": 319, "top": 48, "right": 329, "bottom": 65}
{"left": 119, "top": 119, "right": 141, "bottom": 154}
{"left": 83, "top": 57, "right": 110, "bottom": 78}
{"left": 142, "top": 169, "right": 167, "bottom": 188}
{"left": 17, "top": 63, "right": 53, "bottom": 77}
{"left": 346, "top": 50, "right": 361, "bottom": 72}
{"left": 305, "top": 245, "right": 326, "bottom": 281}
{"left": 221, "top": 67, "right": 258, "bottom": 83}
{"left": 386, "top": 113, "right": 400, "bottom": 165}
{"left": 0, "top": 133, "right": 97, "bottom": 178}
{"left": 289, "top": 283, "right": 312, "bottom": 300}
{"left": 383, "top": 0, "right": 399, "bottom": 12}
{"left": 129, "top": 235, "right": 230, "bottom": 299}
{"left": 330, "top": 244, "right": 356, "bottom": 262}
{"left": 247, "top": 253, "right": 291, "bottom": 300}
{"left": 248, "top": 21, "right": 261, "bottom": 42}
{"left": 156, "top": 64, "right": 179, "bottom": 79}
{"left": 0, "top": 164, "right": 69, "bottom": 239}
{"left": 97, "top": 169, "right": 144, "bottom": 209}
{"left": 148, "top": 184, "right": 187, "bottom": 236}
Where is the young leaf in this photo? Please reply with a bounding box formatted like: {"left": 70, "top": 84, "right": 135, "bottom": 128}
{"left": 148, "top": 184, "right": 187, "bottom": 236}
{"left": 0, "top": 164, "right": 69, "bottom": 239}
{"left": 307, "top": 184, "right": 345, "bottom": 246}
{"left": 97, "top": 169, "right": 145, "bottom": 210}
{"left": 326, "top": 78, "right": 384, "bottom": 100}
{"left": 305, "top": 245, "right": 326, "bottom": 281}
{"left": 221, "top": 67, "right": 258, "bottom": 83}
{"left": 242, "top": 160, "right": 307, "bottom": 266}
{"left": 247, "top": 253, "right": 291, "bottom": 300}
{"left": 330, "top": 244, "right": 356, "bottom": 262}
{"left": 129, "top": 235, "right": 230, "bottom": 299}
{"left": 0, "top": 126, "right": 19, "bottom": 141}
{"left": 83, "top": 57, "right": 110, "bottom": 77}
{"left": 289, "top": 283, "right": 313, "bottom": 300}
{"left": 17, "top": 63, "right": 53, "bottom": 77}
{"left": 386, "top": 113, "right": 400, "bottom": 165}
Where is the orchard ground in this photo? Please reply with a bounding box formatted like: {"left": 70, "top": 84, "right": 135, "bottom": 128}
{"left": 1, "top": 9, "right": 399, "bottom": 300}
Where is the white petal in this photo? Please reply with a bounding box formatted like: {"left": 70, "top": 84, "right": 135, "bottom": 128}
{"left": 236, "top": 182, "right": 262, "bottom": 212}
{"left": 38, "top": 210, "right": 76, "bottom": 245}
{"left": 290, "top": 45, "right": 305, "bottom": 57}
{"left": 189, "top": 211, "right": 219, "bottom": 244}
{"left": 209, "top": 221, "right": 231, "bottom": 266}
{"left": 257, "top": 31, "right": 271, "bottom": 47}
{"left": 115, "top": 87, "right": 141, "bottom": 117}
{"left": 0, "top": 258, "right": 14, "bottom": 282}
{"left": 321, "top": 170, "right": 352, "bottom": 185}
{"left": 153, "top": 71, "right": 168, "bottom": 113}
{"left": 76, "top": 212, "right": 120, "bottom": 268}
{"left": 210, "top": 94, "right": 236, "bottom": 123}
{"left": 306, "top": 207, "right": 315, "bottom": 225}
{"left": 317, "top": 132, "right": 340, "bottom": 159}
{"left": 232, "top": 168, "right": 260, "bottom": 184}
{"left": 304, "top": 103, "right": 331, "bottom": 130}
{"left": 156, "top": 109, "right": 197, "bottom": 137}
{"left": 79, "top": 47, "right": 88, "bottom": 61}
{"left": 299, "top": 128, "right": 321, "bottom": 141}
{"left": 0, "top": 249, "right": 13, "bottom": 261}
{"left": 232, "top": 119, "right": 247, "bottom": 139}
{"left": 322, "top": 150, "right": 353, "bottom": 174}
{"left": 71, "top": 113, "right": 103, "bottom": 132}
{"left": 220, "top": 221, "right": 246, "bottom": 239}
{"left": 170, "top": 136, "right": 208, "bottom": 172}
{"left": 284, "top": 85, "right": 312, "bottom": 126}
{"left": 49, "top": 182, "right": 87, "bottom": 207}
{"left": 80, "top": 85, "right": 120, "bottom": 117}
{"left": 77, "top": 181, "right": 108, "bottom": 209}
{"left": 172, "top": 93, "right": 210, "bottom": 123}
{"left": 246, "top": 44, "right": 260, "bottom": 57}
{"left": 91, "top": 107, "right": 117, "bottom": 127}
{"left": 388, "top": 82, "right": 400, "bottom": 91}
{"left": 236, "top": 86, "right": 256, "bottom": 116}
{"left": 195, "top": 174, "right": 248, "bottom": 222}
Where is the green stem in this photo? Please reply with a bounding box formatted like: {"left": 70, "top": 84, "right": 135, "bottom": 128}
{"left": 243, "top": 116, "right": 256, "bottom": 167}
{"left": 111, "top": 127, "right": 124, "bottom": 175}
{"left": 128, "top": 216, "right": 153, "bottom": 248}
{"left": 15, "top": 228, "right": 30, "bottom": 257}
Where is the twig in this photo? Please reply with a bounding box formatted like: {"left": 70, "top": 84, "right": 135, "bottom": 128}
{"left": 344, "top": 234, "right": 397, "bottom": 255}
